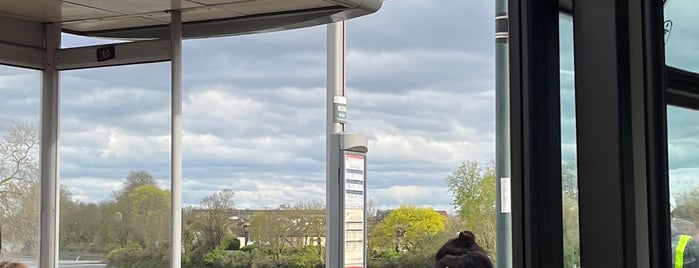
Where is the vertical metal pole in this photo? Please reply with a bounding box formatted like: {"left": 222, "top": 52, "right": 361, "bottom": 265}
{"left": 326, "top": 20, "right": 346, "bottom": 268}
{"left": 170, "top": 7, "right": 183, "bottom": 268}
{"left": 495, "top": 0, "right": 512, "bottom": 266}
{"left": 39, "top": 23, "right": 61, "bottom": 268}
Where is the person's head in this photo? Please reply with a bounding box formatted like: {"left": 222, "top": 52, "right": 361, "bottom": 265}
{"left": 434, "top": 231, "right": 493, "bottom": 268}
{"left": 1, "top": 261, "right": 29, "bottom": 268}
{"left": 0, "top": 261, "right": 9, "bottom": 268}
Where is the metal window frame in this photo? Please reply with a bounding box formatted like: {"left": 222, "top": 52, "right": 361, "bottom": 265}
{"left": 508, "top": 0, "right": 563, "bottom": 267}
{"left": 571, "top": 0, "right": 668, "bottom": 267}
{"left": 510, "top": 0, "right": 668, "bottom": 266}
{"left": 666, "top": 66, "right": 699, "bottom": 110}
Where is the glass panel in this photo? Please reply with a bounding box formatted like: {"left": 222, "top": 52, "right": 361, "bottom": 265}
{"left": 664, "top": 0, "right": 699, "bottom": 73}
{"left": 560, "top": 14, "right": 581, "bottom": 268}
{"left": 59, "top": 63, "right": 171, "bottom": 268}
{"left": 180, "top": 29, "right": 329, "bottom": 268}
{"left": 667, "top": 105, "right": 699, "bottom": 268}
{"left": 0, "top": 65, "right": 41, "bottom": 266}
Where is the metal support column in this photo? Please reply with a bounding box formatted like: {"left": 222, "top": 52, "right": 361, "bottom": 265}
{"left": 170, "top": 7, "right": 183, "bottom": 268}
{"left": 495, "top": 0, "right": 512, "bottom": 265}
{"left": 326, "top": 21, "right": 346, "bottom": 268}
{"left": 39, "top": 23, "right": 61, "bottom": 268}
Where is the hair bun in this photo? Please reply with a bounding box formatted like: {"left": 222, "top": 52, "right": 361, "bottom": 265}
{"left": 458, "top": 231, "right": 476, "bottom": 242}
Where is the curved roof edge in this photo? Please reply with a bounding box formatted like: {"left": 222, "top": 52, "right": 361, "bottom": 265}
{"left": 71, "top": 0, "right": 383, "bottom": 40}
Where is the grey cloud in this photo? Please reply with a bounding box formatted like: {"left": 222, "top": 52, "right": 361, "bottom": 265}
{"left": 4, "top": 0, "right": 499, "bottom": 212}
{"left": 346, "top": 49, "right": 494, "bottom": 93}
{"left": 347, "top": 0, "right": 494, "bottom": 53}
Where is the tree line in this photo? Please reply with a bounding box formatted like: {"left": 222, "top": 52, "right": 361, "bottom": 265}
{"left": 1, "top": 120, "right": 545, "bottom": 267}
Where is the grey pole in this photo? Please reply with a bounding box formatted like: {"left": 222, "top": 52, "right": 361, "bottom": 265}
{"left": 39, "top": 22, "right": 61, "bottom": 268}
{"left": 326, "top": 21, "right": 346, "bottom": 268}
{"left": 495, "top": 0, "right": 512, "bottom": 266}
{"left": 170, "top": 6, "right": 183, "bottom": 268}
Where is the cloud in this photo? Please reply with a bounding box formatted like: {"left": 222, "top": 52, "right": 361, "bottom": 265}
{"left": 346, "top": 49, "right": 494, "bottom": 93}
{"left": 3, "top": 0, "right": 503, "bottom": 214}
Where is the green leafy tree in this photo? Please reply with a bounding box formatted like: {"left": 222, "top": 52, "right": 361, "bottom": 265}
{"left": 445, "top": 160, "right": 496, "bottom": 256}
{"left": 370, "top": 205, "right": 446, "bottom": 252}
{"left": 99, "top": 171, "right": 160, "bottom": 248}
{"left": 128, "top": 185, "right": 170, "bottom": 249}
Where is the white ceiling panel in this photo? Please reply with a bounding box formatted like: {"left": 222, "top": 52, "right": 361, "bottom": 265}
{"left": 145, "top": 6, "right": 245, "bottom": 23}
{"left": 219, "top": 0, "right": 336, "bottom": 15}
{"left": 63, "top": 16, "right": 166, "bottom": 32}
{"left": 61, "top": 2, "right": 120, "bottom": 22}
{"left": 64, "top": 0, "right": 202, "bottom": 15}
{"left": 186, "top": 0, "right": 248, "bottom": 6}
{"left": 0, "top": 0, "right": 61, "bottom": 22}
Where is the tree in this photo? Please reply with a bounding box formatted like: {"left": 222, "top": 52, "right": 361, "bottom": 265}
{"left": 561, "top": 160, "right": 580, "bottom": 267}
{"left": 128, "top": 185, "right": 170, "bottom": 249}
{"left": 290, "top": 201, "right": 325, "bottom": 262}
{"left": 445, "top": 160, "right": 496, "bottom": 256}
{"left": 0, "top": 120, "right": 39, "bottom": 256}
{"left": 369, "top": 205, "right": 446, "bottom": 252}
{"left": 100, "top": 170, "right": 160, "bottom": 248}
{"left": 119, "top": 170, "right": 157, "bottom": 196}
{"left": 197, "top": 189, "right": 236, "bottom": 251}
{"left": 60, "top": 186, "right": 101, "bottom": 248}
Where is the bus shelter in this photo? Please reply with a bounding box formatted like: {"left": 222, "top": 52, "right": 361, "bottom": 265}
{"left": 0, "top": 1, "right": 381, "bottom": 267}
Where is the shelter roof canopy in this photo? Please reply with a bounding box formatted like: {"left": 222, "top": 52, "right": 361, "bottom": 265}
{"left": 0, "top": 0, "right": 381, "bottom": 39}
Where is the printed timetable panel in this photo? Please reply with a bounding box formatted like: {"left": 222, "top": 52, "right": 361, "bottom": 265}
{"left": 343, "top": 152, "right": 366, "bottom": 268}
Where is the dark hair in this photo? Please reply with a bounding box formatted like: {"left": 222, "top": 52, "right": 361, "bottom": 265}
{"left": 1, "top": 262, "right": 29, "bottom": 268}
{"left": 434, "top": 231, "right": 494, "bottom": 268}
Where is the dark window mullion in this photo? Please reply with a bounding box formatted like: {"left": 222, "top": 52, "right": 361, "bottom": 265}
{"left": 509, "top": 0, "right": 563, "bottom": 267}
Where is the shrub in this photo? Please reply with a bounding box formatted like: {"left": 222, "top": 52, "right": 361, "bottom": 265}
{"left": 106, "top": 246, "right": 168, "bottom": 268}
{"left": 225, "top": 238, "right": 241, "bottom": 250}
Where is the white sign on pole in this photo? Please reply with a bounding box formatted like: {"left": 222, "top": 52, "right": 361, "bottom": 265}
{"left": 501, "top": 177, "right": 511, "bottom": 213}
{"left": 343, "top": 153, "right": 365, "bottom": 268}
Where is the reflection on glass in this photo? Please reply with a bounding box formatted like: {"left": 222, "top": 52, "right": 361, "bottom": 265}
{"left": 59, "top": 63, "right": 171, "bottom": 268}
{"left": 560, "top": 15, "right": 581, "bottom": 268}
{"left": 0, "top": 65, "right": 40, "bottom": 266}
{"left": 664, "top": 0, "right": 699, "bottom": 73}
{"left": 668, "top": 105, "right": 699, "bottom": 268}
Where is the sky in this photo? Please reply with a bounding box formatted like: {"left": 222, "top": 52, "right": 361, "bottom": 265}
{"left": 1, "top": 0, "right": 697, "bottom": 215}
{"left": 0, "top": 0, "right": 496, "bottom": 213}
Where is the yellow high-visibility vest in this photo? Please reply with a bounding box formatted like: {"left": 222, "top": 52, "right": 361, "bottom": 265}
{"left": 676, "top": 235, "right": 692, "bottom": 268}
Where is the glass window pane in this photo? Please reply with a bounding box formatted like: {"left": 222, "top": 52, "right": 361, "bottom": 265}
{"left": 664, "top": 0, "right": 699, "bottom": 73}
{"left": 560, "top": 14, "right": 581, "bottom": 268}
{"left": 59, "top": 63, "right": 171, "bottom": 268}
{"left": 0, "top": 65, "right": 41, "bottom": 266}
{"left": 668, "top": 105, "right": 699, "bottom": 268}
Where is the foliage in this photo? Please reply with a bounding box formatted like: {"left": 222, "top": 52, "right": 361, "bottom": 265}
{"left": 369, "top": 205, "right": 446, "bottom": 252}
{"left": 198, "top": 189, "right": 236, "bottom": 251}
{"left": 0, "top": 120, "right": 40, "bottom": 256}
{"left": 561, "top": 160, "right": 580, "bottom": 267}
{"left": 445, "top": 160, "right": 496, "bottom": 256}
{"left": 60, "top": 186, "right": 105, "bottom": 259}
{"left": 128, "top": 185, "right": 171, "bottom": 248}
{"left": 226, "top": 238, "right": 241, "bottom": 250}
{"left": 118, "top": 170, "right": 158, "bottom": 196}
{"left": 106, "top": 246, "right": 168, "bottom": 268}
{"left": 183, "top": 189, "right": 239, "bottom": 266}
